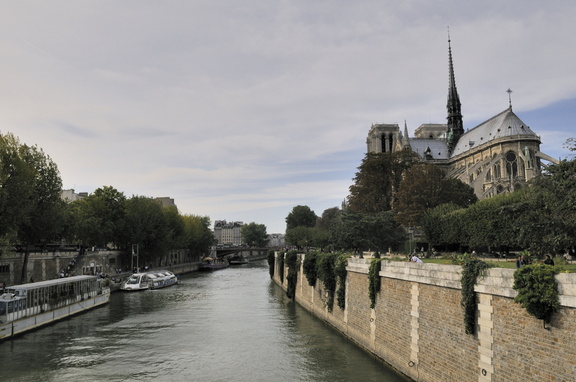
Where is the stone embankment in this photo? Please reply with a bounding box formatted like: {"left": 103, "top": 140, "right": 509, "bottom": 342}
{"left": 273, "top": 254, "right": 576, "bottom": 382}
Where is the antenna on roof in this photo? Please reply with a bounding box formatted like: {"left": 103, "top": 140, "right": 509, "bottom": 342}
{"left": 506, "top": 88, "right": 513, "bottom": 109}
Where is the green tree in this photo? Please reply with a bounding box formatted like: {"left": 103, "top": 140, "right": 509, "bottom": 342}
{"left": 286, "top": 205, "right": 317, "bottom": 230}
{"left": 285, "top": 226, "right": 315, "bottom": 249}
{"left": 347, "top": 151, "right": 419, "bottom": 213}
{"left": 121, "top": 196, "right": 170, "bottom": 265}
{"left": 182, "top": 215, "right": 214, "bottom": 261}
{"left": 70, "top": 186, "right": 126, "bottom": 248}
{"left": 394, "top": 164, "right": 477, "bottom": 228}
{"left": 241, "top": 222, "right": 269, "bottom": 247}
{"left": 330, "top": 211, "right": 406, "bottom": 252}
{"left": 0, "top": 133, "right": 66, "bottom": 280}
{"left": 316, "top": 207, "right": 341, "bottom": 231}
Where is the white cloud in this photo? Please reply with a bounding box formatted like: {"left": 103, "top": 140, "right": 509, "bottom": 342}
{"left": 1, "top": 1, "right": 575, "bottom": 233}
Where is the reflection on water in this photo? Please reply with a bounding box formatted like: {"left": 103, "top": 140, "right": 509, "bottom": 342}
{"left": 0, "top": 261, "right": 408, "bottom": 382}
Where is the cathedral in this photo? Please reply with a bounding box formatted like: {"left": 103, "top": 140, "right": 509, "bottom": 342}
{"left": 366, "top": 38, "right": 558, "bottom": 199}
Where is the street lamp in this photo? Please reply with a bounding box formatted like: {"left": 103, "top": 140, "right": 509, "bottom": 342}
{"left": 131, "top": 244, "right": 139, "bottom": 272}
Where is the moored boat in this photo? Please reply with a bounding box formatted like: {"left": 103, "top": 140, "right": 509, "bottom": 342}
{"left": 0, "top": 275, "right": 110, "bottom": 341}
{"left": 199, "top": 257, "right": 229, "bottom": 271}
{"left": 120, "top": 270, "right": 177, "bottom": 291}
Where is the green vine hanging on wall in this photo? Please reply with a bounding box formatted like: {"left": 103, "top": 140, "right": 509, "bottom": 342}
{"left": 302, "top": 252, "right": 318, "bottom": 287}
{"left": 285, "top": 251, "right": 299, "bottom": 299}
{"left": 267, "top": 250, "right": 275, "bottom": 279}
{"left": 278, "top": 252, "right": 285, "bottom": 283}
{"left": 460, "top": 259, "right": 491, "bottom": 335}
{"left": 513, "top": 263, "right": 560, "bottom": 325}
{"left": 317, "top": 253, "right": 337, "bottom": 312}
{"left": 368, "top": 258, "right": 384, "bottom": 309}
{"left": 335, "top": 254, "right": 349, "bottom": 310}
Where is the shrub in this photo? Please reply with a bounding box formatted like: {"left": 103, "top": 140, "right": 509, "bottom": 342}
{"left": 368, "top": 258, "right": 384, "bottom": 309}
{"left": 285, "top": 252, "right": 299, "bottom": 299}
{"left": 513, "top": 263, "right": 560, "bottom": 324}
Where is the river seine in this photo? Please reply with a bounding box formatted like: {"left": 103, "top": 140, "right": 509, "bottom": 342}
{"left": 0, "top": 260, "right": 408, "bottom": 382}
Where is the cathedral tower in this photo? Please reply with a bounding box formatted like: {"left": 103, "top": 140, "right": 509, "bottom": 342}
{"left": 446, "top": 35, "right": 464, "bottom": 154}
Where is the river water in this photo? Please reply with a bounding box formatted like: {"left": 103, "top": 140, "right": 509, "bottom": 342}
{"left": 0, "top": 260, "right": 408, "bottom": 382}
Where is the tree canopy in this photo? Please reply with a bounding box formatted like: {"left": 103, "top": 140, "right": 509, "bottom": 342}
{"left": 394, "top": 163, "right": 477, "bottom": 228}
{"left": 286, "top": 205, "right": 317, "bottom": 230}
{"left": 347, "top": 151, "right": 419, "bottom": 213}
{"left": 241, "top": 222, "right": 269, "bottom": 247}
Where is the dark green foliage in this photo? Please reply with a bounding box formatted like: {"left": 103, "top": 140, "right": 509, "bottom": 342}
{"left": 330, "top": 211, "right": 406, "bottom": 252}
{"left": 335, "top": 254, "right": 349, "bottom": 310}
{"left": 317, "top": 253, "right": 337, "bottom": 312}
{"left": 348, "top": 151, "right": 419, "bottom": 213}
{"left": 513, "top": 264, "right": 560, "bottom": 323}
{"left": 286, "top": 205, "right": 317, "bottom": 229}
{"left": 368, "top": 259, "right": 383, "bottom": 309}
{"left": 241, "top": 222, "right": 269, "bottom": 247}
{"left": 285, "top": 252, "right": 299, "bottom": 299}
{"left": 461, "top": 259, "right": 492, "bottom": 334}
{"left": 302, "top": 252, "right": 318, "bottom": 286}
{"left": 278, "top": 252, "right": 285, "bottom": 282}
{"left": 267, "top": 250, "right": 275, "bottom": 279}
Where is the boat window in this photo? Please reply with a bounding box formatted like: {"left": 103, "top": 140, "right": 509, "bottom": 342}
{"left": 0, "top": 302, "right": 6, "bottom": 315}
{"left": 127, "top": 276, "right": 140, "bottom": 284}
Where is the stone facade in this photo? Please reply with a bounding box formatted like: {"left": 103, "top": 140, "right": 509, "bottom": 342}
{"left": 273, "top": 254, "right": 576, "bottom": 382}
{"left": 366, "top": 41, "right": 559, "bottom": 201}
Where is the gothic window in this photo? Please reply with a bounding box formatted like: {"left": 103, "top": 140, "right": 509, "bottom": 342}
{"left": 486, "top": 169, "right": 492, "bottom": 182}
{"left": 505, "top": 151, "right": 518, "bottom": 178}
{"left": 493, "top": 162, "right": 501, "bottom": 179}
{"left": 388, "top": 133, "right": 394, "bottom": 152}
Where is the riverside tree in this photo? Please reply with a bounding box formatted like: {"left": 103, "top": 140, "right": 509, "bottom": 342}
{"left": 241, "top": 222, "right": 269, "bottom": 247}
{"left": 0, "top": 133, "right": 66, "bottom": 281}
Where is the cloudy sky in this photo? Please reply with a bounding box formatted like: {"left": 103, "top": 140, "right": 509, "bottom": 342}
{"left": 1, "top": 1, "right": 575, "bottom": 234}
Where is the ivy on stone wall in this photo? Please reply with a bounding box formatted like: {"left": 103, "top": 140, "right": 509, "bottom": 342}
{"left": 513, "top": 263, "right": 560, "bottom": 325}
{"left": 335, "top": 254, "right": 349, "bottom": 310}
{"left": 278, "top": 252, "right": 285, "bottom": 283}
{"left": 317, "top": 253, "right": 337, "bottom": 312}
{"left": 267, "top": 250, "right": 275, "bottom": 279}
{"left": 302, "top": 251, "right": 318, "bottom": 287}
{"left": 460, "top": 258, "right": 491, "bottom": 334}
{"left": 285, "top": 251, "right": 299, "bottom": 299}
{"left": 368, "top": 258, "right": 384, "bottom": 309}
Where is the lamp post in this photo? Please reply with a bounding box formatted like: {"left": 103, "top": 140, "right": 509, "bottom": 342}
{"left": 131, "top": 244, "right": 139, "bottom": 272}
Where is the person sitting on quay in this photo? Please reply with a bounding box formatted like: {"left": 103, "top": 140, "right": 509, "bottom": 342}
{"left": 543, "top": 254, "right": 555, "bottom": 266}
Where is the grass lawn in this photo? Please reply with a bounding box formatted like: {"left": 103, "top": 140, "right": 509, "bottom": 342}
{"left": 422, "top": 257, "right": 576, "bottom": 272}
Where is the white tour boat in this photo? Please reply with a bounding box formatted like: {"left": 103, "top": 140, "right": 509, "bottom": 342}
{"left": 0, "top": 275, "right": 110, "bottom": 341}
{"left": 120, "top": 270, "right": 177, "bottom": 291}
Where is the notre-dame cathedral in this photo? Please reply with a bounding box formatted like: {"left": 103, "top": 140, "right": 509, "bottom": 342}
{"left": 366, "top": 38, "right": 558, "bottom": 200}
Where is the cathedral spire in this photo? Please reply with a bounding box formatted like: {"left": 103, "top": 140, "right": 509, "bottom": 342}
{"left": 446, "top": 29, "right": 464, "bottom": 154}
{"left": 403, "top": 120, "right": 411, "bottom": 149}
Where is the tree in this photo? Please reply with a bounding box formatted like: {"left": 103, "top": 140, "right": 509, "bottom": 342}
{"left": 394, "top": 164, "right": 477, "bottom": 228}
{"left": 285, "top": 226, "right": 315, "bottom": 249}
{"left": 181, "top": 215, "right": 214, "bottom": 261}
{"left": 0, "top": 133, "right": 66, "bottom": 280}
{"left": 70, "top": 186, "right": 126, "bottom": 248}
{"left": 330, "top": 211, "right": 406, "bottom": 252}
{"left": 121, "top": 196, "right": 170, "bottom": 265}
{"left": 286, "top": 205, "right": 317, "bottom": 230}
{"left": 241, "top": 222, "right": 269, "bottom": 247}
{"left": 347, "top": 150, "right": 419, "bottom": 213}
{"left": 316, "top": 207, "right": 341, "bottom": 231}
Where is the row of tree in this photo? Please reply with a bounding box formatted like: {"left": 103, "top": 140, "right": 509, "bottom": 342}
{"left": 284, "top": 150, "right": 478, "bottom": 253}
{"left": 284, "top": 140, "right": 575, "bottom": 256}
{"left": 1, "top": 132, "right": 215, "bottom": 267}
{"left": 421, "top": 156, "right": 576, "bottom": 255}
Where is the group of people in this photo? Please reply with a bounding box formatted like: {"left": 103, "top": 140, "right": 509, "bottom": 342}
{"left": 516, "top": 254, "right": 555, "bottom": 268}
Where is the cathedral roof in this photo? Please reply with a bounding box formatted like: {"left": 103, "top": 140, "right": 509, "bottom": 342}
{"left": 451, "top": 107, "right": 538, "bottom": 157}
{"left": 409, "top": 138, "right": 449, "bottom": 160}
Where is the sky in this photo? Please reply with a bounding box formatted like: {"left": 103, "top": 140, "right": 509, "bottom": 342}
{"left": 1, "top": 1, "right": 575, "bottom": 234}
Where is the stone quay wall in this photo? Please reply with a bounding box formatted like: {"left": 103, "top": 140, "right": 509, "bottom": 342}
{"left": 272, "top": 254, "right": 576, "bottom": 382}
